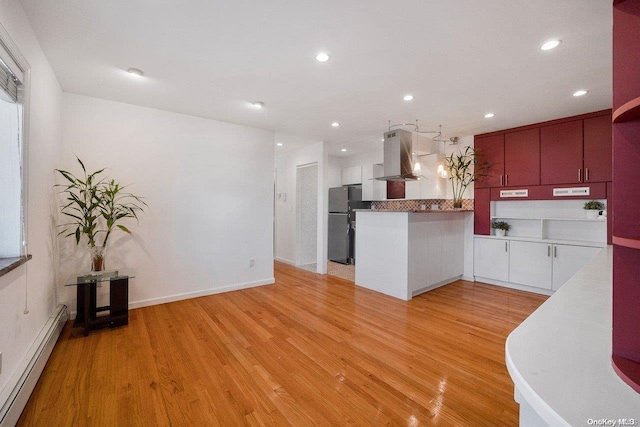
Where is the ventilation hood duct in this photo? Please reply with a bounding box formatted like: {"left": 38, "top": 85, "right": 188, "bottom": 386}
{"left": 375, "top": 126, "right": 448, "bottom": 182}
{"left": 375, "top": 129, "right": 418, "bottom": 181}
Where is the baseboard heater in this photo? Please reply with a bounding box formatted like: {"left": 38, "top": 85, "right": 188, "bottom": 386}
{"left": 0, "top": 304, "right": 68, "bottom": 427}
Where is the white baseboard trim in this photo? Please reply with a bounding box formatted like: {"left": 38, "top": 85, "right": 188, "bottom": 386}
{"left": 461, "top": 275, "right": 475, "bottom": 282}
{"left": 0, "top": 304, "right": 68, "bottom": 427}
{"left": 474, "top": 276, "right": 554, "bottom": 296}
{"left": 274, "top": 257, "right": 295, "bottom": 266}
{"left": 128, "top": 277, "right": 275, "bottom": 310}
{"left": 412, "top": 276, "right": 462, "bottom": 298}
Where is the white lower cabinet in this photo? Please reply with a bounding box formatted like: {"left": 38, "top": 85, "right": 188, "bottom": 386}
{"left": 474, "top": 237, "right": 510, "bottom": 282}
{"left": 474, "top": 237, "right": 603, "bottom": 293}
{"left": 509, "top": 241, "right": 552, "bottom": 290}
{"left": 551, "top": 244, "right": 601, "bottom": 291}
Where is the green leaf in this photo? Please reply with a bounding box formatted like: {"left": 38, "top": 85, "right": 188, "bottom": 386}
{"left": 117, "top": 225, "right": 131, "bottom": 234}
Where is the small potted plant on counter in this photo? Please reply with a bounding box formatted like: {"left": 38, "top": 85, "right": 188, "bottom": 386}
{"left": 584, "top": 200, "right": 605, "bottom": 219}
{"left": 491, "top": 220, "right": 511, "bottom": 237}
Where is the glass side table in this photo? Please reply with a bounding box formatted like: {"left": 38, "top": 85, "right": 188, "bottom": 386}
{"left": 65, "top": 269, "right": 134, "bottom": 336}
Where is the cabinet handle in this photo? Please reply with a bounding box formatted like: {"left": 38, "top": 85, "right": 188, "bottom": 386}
{"left": 505, "top": 241, "right": 508, "bottom": 252}
{"left": 578, "top": 168, "right": 581, "bottom": 182}
{"left": 554, "top": 246, "right": 557, "bottom": 258}
{"left": 505, "top": 175, "right": 509, "bottom": 186}
{"left": 548, "top": 245, "right": 551, "bottom": 257}
{"left": 500, "top": 175, "right": 503, "bottom": 186}
{"left": 585, "top": 168, "right": 589, "bottom": 181}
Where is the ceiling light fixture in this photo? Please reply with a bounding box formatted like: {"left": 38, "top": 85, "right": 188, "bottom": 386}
{"left": 484, "top": 113, "right": 495, "bottom": 118}
{"left": 332, "top": 122, "right": 340, "bottom": 127}
{"left": 316, "top": 53, "right": 330, "bottom": 62}
{"left": 277, "top": 143, "right": 283, "bottom": 146}
{"left": 127, "top": 67, "right": 144, "bottom": 77}
{"left": 540, "top": 40, "right": 561, "bottom": 51}
{"left": 252, "top": 101, "right": 265, "bottom": 109}
{"left": 387, "top": 120, "right": 458, "bottom": 145}
{"left": 341, "top": 148, "right": 347, "bottom": 152}
{"left": 403, "top": 95, "right": 414, "bottom": 101}
{"left": 573, "top": 90, "right": 588, "bottom": 97}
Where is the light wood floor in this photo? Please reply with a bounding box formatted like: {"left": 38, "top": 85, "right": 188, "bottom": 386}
{"left": 18, "top": 262, "right": 547, "bottom": 426}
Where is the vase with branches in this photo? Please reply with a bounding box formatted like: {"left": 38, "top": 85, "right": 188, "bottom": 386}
{"left": 444, "top": 146, "right": 479, "bottom": 209}
{"left": 56, "top": 158, "right": 146, "bottom": 271}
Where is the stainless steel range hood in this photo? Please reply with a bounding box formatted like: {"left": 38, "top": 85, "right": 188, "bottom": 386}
{"left": 375, "top": 129, "right": 419, "bottom": 181}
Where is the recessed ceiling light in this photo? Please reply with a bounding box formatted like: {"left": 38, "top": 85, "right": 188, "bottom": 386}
{"left": 573, "top": 90, "right": 588, "bottom": 97}
{"left": 484, "top": 113, "right": 495, "bottom": 118}
{"left": 403, "top": 94, "right": 414, "bottom": 101}
{"left": 252, "top": 101, "right": 265, "bottom": 109}
{"left": 127, "top": 67, "right": 144, "bottom": 77}
{"left": 381, "top": 138, "right": 384, "bottom": 142}
{"left": 540, "top": 40, "right": 561, "bottom": 51}
{"left": 316, "top": 53, "right": 330, "bottom": 62}
{"left": 276, "top": 143, "right": 283, "bottom": 147}
{"left": 331, "top": 122, "right": 340, "bottom": 127}
{"left": 341, "top": 148, "right": 347, "bottom": 152}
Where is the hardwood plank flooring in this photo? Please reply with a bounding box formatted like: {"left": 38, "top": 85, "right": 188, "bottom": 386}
{"left": 18, "top": 262, "right": 547, "bottom": 426}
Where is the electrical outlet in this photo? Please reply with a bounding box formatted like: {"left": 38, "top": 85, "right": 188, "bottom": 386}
{"left": 249, "top": 258, "right": 255, "bottom": 268}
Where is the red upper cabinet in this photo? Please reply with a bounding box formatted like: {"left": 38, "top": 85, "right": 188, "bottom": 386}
{"left": 540, "top": 121, "right": 584, "bottom": 185}
{"left": 504, "top": 128, "right": 540, "bottom": 186}
{"left": 474, "top": 134, "right": 504, "bottom": 188}
{"left": 583, "top": 114, "right": 613, "bottom": 182}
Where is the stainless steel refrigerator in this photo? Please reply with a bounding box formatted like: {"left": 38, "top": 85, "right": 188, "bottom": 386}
{"left": 328, "top": 187, "right": 371, "bottom": 265}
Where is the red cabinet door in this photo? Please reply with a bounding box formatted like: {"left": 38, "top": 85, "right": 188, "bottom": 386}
{"left": 540, "top": 121, "right": 583, "bottom": 185}
{"left": 474, "top": 134, "right": 504, "bottom": 188}
{"left": 583, "top": 114, "right": 612, "bottom": 182}
{"left": 473, "top": 188, "right": 491, "bottom": 235}
{"left": 504, "top": 128, "right": 540, "bottom": 186}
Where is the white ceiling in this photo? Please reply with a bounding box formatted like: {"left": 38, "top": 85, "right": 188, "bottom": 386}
{"left": 20, "top": 0, "right": 612, "bottom": 156}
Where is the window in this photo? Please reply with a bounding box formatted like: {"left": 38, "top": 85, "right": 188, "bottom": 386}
{"left": 0, "top": 24, "right": 29, "bottom": 267}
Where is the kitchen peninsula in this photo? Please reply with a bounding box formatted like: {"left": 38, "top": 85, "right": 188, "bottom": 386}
{"left": 355, "top": 210, "right": 470, "bottom": 300}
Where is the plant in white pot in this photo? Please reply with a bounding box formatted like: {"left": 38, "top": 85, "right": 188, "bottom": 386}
{"left": 584, "top": 200, "right": 605, "bottom": 219}
{"left": 491, "top": 220, "right": 511, "bottom": 237}
{"left": 56, "top": 158, "right": 146, "bottom": 272}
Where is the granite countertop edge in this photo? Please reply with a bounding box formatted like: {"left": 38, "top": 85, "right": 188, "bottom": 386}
{"left": 354, "top": 209, "right": 473, "bottom": 213}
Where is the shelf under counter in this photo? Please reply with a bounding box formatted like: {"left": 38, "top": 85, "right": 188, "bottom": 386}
{"left": 475, "top": 234, "right": 606, "bottom": 248}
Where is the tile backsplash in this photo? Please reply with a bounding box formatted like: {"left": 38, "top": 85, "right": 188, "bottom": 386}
{"left": 371, "top": 199, "right": 474, "bottom": 211}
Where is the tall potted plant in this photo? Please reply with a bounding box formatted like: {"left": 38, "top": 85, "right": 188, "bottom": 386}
{"left": 56, "top": 158, "right": 146, "bottom": 271}
{"left": 444, "top": 146, "right": 479, "bottom": 209}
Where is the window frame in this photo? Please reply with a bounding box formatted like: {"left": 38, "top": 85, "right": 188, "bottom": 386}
{"left": 0, "top": 21, "right": 31, "bottom": 275}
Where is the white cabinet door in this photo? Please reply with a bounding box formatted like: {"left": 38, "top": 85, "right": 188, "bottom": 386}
{"left": 405, "top": 180, "right": 421, "bottom": 199}
{"left": 509, "top": 241, "right": 552, "bottom": 289}
{"left": 341, "top": 166, "right": 362, "bottom": 185}
{"left": 552, "top": 244, "right": 602, "bottom": 291}
{"left": 361, "top": 164, "right": 374, "bottom": 201}
{"left": 474, "top": 237, "right": 510, "bottom": 282}
{"left": 372, "top": 164, "right": 386, "bottom": 200}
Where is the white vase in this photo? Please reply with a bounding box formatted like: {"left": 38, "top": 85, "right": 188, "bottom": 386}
{"left": 586, "top": 210, "right": 598, "bottom": 220}
{"left": 495, "top": 229, "right": 506, "bottom": 237}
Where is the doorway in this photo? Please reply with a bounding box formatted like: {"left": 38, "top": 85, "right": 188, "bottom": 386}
{"left": 296, "top": 163, "right": 318, "bottom": 272}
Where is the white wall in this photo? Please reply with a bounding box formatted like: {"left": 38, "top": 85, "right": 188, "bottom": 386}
{"left": 59, "top": 93, "right": 275, "bottom": 309}
{"left": 0, "top": 0, "right": 63, "bottom": 393}
{"left": 274, "top": 141, "right": 328, "bottom": 273}
{"left": 442, "top": 135, "right": 475, "bottom": 280}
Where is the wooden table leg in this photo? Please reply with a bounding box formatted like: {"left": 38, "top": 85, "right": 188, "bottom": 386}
{"left": 83, "top": 283, "right": 90, "bottom": 336}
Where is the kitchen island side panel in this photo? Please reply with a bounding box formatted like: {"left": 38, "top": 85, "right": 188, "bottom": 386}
{"left": 354, "top": 212, "right": 410, "bottom": 300}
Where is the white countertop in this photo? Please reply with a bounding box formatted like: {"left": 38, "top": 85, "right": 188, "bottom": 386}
{"left": 506, "top": 246, "right": 640, "bottom": 425}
